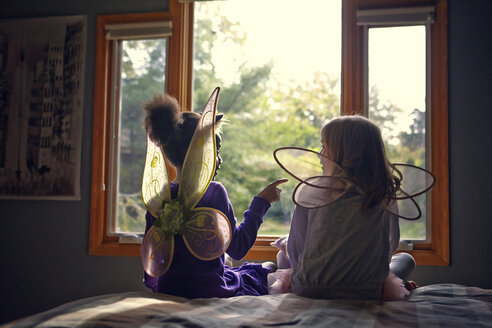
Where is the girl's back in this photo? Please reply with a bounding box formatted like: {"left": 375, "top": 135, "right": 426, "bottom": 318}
{"left": 288, "top": 192, "right": 399, "bottom": 300}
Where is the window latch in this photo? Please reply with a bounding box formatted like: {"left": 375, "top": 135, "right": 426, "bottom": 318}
{"left": 118, "top": 234, "right": 143, "bottom": 244}
{"left": 398, "top": 240, "right": 414, "bottom": 251}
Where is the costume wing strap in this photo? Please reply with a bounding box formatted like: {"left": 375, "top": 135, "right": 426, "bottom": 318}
{"left": 179, "top": 87, "right": 220, "bottom": 209}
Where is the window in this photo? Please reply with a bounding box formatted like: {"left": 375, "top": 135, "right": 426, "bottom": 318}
{"left": 367, "top": 25, "right": 429, "bottom": 243}
{"left": 191, "top": 0, "right": 341, "bottom": 260}
{"left": 89, "top": 1, "right": 193, "bottom": 255}
{"left": 343, "top": 0, "right": 449, "bottom": 265}
{"left": 91, "top": 0, "right": 448, "bottom": 266}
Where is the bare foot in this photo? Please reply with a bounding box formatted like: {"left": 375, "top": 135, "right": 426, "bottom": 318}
{"left": 262, "top": 261, "right": 278, "bottom": 273}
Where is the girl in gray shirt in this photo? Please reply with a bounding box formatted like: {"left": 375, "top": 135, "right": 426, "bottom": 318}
{"left": 274, "top": 115, "right": 421, "bottom": 301}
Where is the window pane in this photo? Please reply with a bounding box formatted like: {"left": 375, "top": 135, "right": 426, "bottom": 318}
{"left": 114, "top": 38, "right": 167, "bottom": 234}
{"left": 367, "top": 26, "right": 428, "bottom": 240}
{"left": 193, "top": 0, "right": 341, "bottom": 235}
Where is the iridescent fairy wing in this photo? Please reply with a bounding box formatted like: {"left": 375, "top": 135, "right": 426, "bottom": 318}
{"left": 293, "top": 175, "right": 348, "bottom": 209}
{"left": 391, "top": 164, "right": 436, "bottom": 199}
{"left": 142, "top": 135, "right": 171, "bottom": 218}
{"left": 274, "top": 147, "right": 326, "bottom": 182}
{"left": 274, "top": 147, "right": 350, "bottom": 208}
{"left": 182, "top": 207, "right": 231, "bottom": 260}
{"left": 384, "top": 163, "right": 436, "bottom": 220}
{"left": 179, "top": 87, "right": 220, "bottom": 209}
{"left": 140, "top": 225, "right": 174, "bottom": 277}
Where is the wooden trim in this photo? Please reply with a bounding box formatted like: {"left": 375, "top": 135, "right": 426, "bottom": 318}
{"left": 422, "top": 0, "right": 449, "bottom": 265}
{"left": 90, "top": 0, "right": 448, "bottom": 266}
{"left": 244, "top": 236, "right": 279, "bottom": 261}
{"left": 341, "top": 0, "right": 365, "bottom": 115}
{"left": 168, "top": 0, "right": 193, "bottom": 110}
{"left": 89, "top": 1, "right": 192, "bottom": 256}
{"left": 89, "top": 15, "right": 112, "bottom": 255}
{"left": 342, "top": 0, "right": 449, "bottom": 266}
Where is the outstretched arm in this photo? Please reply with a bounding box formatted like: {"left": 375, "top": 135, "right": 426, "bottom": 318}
{"left": 257, "top": 179, "right": 288, "bottom": 203}
{"left": 210, "top": 180, "right": 287, "bottom": 260}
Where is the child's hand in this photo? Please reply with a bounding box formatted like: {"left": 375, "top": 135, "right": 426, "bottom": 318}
{"left": 405, "top": 280, "right": 419, "bottom": 291}
{"left": 257, "top": 179, "right": 288, "bottom": 203}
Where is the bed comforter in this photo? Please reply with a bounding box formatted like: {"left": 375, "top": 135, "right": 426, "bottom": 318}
{"left": 3, "top": 284, "right": 492, "bottom": 327}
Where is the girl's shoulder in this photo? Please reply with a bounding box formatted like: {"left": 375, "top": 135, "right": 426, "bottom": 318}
{"left": 208, "top": 180, "right": 226, "bottom": 193}
{"left": 205, "top": 181, "right": 230, "bottom": 202}
{"left": 197, "top": 181, "right": 231, "bottom": 213}
{"left": 209, "top": 180, "right": 224, "bottom": 188}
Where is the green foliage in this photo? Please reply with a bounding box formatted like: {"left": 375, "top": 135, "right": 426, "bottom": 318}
{"left": 117, "top": 194, "right": 146, "bottom": 233}
{"left": 117, "top": 39, "right": 167, "bottom": 232}
{"left": 116, "top": 7, "right": 428, "bottom": 239}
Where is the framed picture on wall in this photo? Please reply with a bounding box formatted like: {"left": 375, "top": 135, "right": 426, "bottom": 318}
{"left": 0, "top": 15, "right": 86, "bottom": 200}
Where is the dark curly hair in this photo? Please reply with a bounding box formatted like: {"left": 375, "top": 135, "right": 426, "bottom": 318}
{"left": 142, "top": 94, "right": 201, "bottom": 168}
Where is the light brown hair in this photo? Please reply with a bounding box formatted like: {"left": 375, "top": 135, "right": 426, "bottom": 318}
{"left": 321, "top": 115, "right": 399, "bottom": 209}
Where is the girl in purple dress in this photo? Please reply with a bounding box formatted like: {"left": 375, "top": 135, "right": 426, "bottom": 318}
{"left": 141, "top": 90, "right": 286, "bottom": 298}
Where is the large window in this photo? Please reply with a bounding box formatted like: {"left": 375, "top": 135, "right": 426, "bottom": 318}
{"left": 90, "top": 0, "right": 448, "bottom": 265}
{"left": 192, "top": 0, "right": 342, "bottom": 238}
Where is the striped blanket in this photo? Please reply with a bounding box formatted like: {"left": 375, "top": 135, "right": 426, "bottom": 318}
{"left": 4, "top": 284, "right": 491, "bottom": 327}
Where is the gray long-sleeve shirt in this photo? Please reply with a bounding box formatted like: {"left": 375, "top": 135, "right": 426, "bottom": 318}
{"left": 287, "top": 193, "right": 399, "bottom": 300}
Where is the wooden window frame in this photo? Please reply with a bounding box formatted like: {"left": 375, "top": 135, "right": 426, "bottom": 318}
{"left": 89, "top": 0, "right": 193, "bottom": 256}
{"left": 90, "top": 0, "right": 448, "bottom": 266}
{"left": 342, "top": 0, "right": 449, "bottom": 265}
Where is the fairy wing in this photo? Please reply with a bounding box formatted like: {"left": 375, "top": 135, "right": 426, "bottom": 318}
{"left": 293, "top": 176, "right": 348, "bottom": 208}
{"left": 141, "top": 225, "right": 174, "bottom": 277}
{"left": 391, "top": 163, "right": 436, "bottom": 199}
{"left": 182, "top": 207, "right": 232, "bottom": 260}
{"left": 384, "top": 163, "right": 436, "bottom": 220}
{"left": 274, "top": 147, "right": 350, "bottom": 208}
{"left": 274, "top": 147, "right": 435, "bottom": 217}
{"left": 274, "top": 147, "right": 326, "bottom": 182}
{"left": 142, "top": 135, "right": 171, "bottom": 218}
{"left": 179, "top": 87, "right": 220, "bottom": 209}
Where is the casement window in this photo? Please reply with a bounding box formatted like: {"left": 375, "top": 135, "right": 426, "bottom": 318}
{"left": 89, "top": 1, "right": 193, "bottom": 255}
{"left": 190, "top": 0, "right": 342, "bottom": 260}
{"left": 90, "top": 0, "right": 448, "bottom": 266}
{"left": 342, "top": 0, "right": 448, "bottom": 265}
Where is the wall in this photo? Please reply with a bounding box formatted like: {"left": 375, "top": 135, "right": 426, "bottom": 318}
{"left": 410, "top": 0, "right": 492, "bottom": 287}
{"left": 0, "top": 0, "right": 491, "bottom": 324}
{"left": 0, "top": 0, "right": 167, "bottom": 324}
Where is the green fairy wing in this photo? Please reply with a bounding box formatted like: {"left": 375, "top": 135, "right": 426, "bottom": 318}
{"left": 141, "top": 87, "right": 231, "bottom": 276}
{"left": 179, "top": 87, "right": 220, "bottom": 209}
{"left": 142, "top": 135, "right": 171, "bottom": 218}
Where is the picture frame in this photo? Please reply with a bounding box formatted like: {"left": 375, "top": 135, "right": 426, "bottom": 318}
{"left": 0, "top": 15, "right": 86, "bottom": 200}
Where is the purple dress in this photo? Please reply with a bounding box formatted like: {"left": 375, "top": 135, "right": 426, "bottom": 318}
{"left": 143, "top": 181, "right": 271, "bottom": 298}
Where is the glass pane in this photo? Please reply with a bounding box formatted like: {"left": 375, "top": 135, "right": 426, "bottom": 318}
{"left": 193, "top": 0, "right": 341, "bottom": 235}
{"left": 115, "top": 38, "right": 167, "bottom": 234}
{"left": 367, "top": 26, "right": 428, "bottom": 240}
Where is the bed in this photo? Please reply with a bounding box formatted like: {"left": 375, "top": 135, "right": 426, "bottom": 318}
{"left": 3, "top": 284, "right": 491, "bottom": 327}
